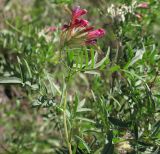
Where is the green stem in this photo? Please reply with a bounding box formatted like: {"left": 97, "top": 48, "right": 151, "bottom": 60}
{"left": 63, "top": 87, "right": 72, "bottom": 154}
{"left": 60, "top": 47, "right": 72, "bottom": 154}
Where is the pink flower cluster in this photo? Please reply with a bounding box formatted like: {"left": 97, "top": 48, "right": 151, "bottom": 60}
{"left": 62, "top": 6, "right": 105, "bottom": 46}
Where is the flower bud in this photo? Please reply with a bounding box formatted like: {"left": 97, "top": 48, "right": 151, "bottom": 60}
{"left": 87, "top": 29, "right": 106, "bottom": 40}
{"left": 137, "top": 2, "right": 148, "bottom": 9}
{"left": 72, "top": 6, "right": 87, "bottom": 20}
{"left": 48, "top": 26, "right": 56, "bottom": 32}
{"left": 74, "top": 19, "right": 89, "bottom": 27}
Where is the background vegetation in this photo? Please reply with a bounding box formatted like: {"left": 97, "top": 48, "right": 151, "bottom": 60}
{"left": 0, "top": 0, "right": 160, "bottom": 153}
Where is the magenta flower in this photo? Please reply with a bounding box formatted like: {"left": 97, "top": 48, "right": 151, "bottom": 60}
{"left": 74, "top": 19, "right": 89, "bottom": 27}
{"left": 61, "top": 6, "right": 106, "bottom": 47}
{"left": 87, "top": 29, "right": 106, "bottom": 40}
{"left": 137, "top": 2, "right": 148, "bottom": 9}
{"left": 72, "top": 6, "right": 87, "bottom": 21}
{"left": 62, "top": 7, "right": 88, "bottom": 30}
{"left": 85, "top": 29, "right": 105, "bottom": 45}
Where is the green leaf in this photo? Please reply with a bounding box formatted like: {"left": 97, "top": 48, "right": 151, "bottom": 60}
{"left": 84, "top": 71, "right": 100, "bottom": 76}
{"left": 91, "top": 48, "right": 95, "bottom": 68}
{"left": 23, "top": 58, "right": 32, "bottom": 79}
{"left": 75, "top": 135, "right": 91, "bottom": 153}
{"left": 77, "top": 108, "right": 91, "bottom": 112}
{"left": 85, "top": 49, "right": 89, "bottom": 68}
{"left": 80, "top": 50, "right": 84, "bottom": 69}
{"left": 153, "top": 148, "right": 160, "bottom": 154}
{"left": 128, "top": 48, "right": 146, "bottom": 67}
{"left": 77, "top": 99, "right": 85, "bottom": 109}
{"left": 45, "top": 72, "right": 61, "bottom": 96}
{"left": 109, "top": 65, "right": 120, "bottom": 74}
{"left": 94, "top": 48, "right": 110, "bottom": 69}
{"left": 17, "top": 56, "right": 25, "bottom": 82}
{"left": 73, "top": 94, "right": 79, "bottom": 115}
{"left": 0, "top": 77, "right": 22, "bottom": 84}
{"left": 76, "top": 117, "right": 95, "bottom": 123}
{"left": 151, "top": 120, "right": 160, "bottom": 137}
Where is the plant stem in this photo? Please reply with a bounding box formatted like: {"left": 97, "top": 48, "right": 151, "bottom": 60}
{"left": 63, "top": 89, "right": 72, "bottom": 154}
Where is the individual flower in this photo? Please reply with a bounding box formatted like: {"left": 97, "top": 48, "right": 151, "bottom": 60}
{"left": 74, "top": 19, "right": 89, "bottom": 28}
{"left": 72, "top": 6, "right": 87, "bottom": 22}
{"left": 134, "top": 13, "right": 143, "bottom": 21}
{"left": 87, "top": 29, "right": 106, "bottom": 40}
{"left": 85, "top": 29, "right": 105, "bottom": 45}
{"left": 63, "top": 7, "right": 88, "bottom": 30}
{"left": 137, "top": 2, "right": 148, "bottom": 9}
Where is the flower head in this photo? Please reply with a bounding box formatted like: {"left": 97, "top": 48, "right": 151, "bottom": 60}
{"left": 61, "top": 6, "right": 106, "bottom": 47}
